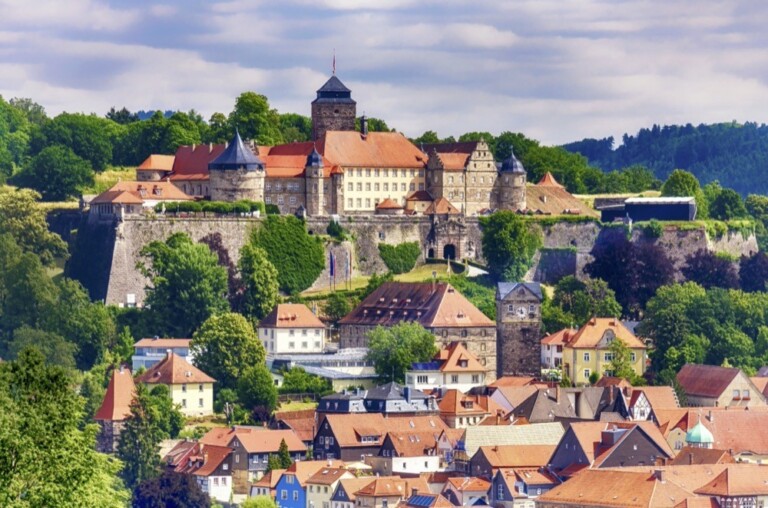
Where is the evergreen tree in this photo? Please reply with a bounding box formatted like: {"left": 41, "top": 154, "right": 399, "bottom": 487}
{"left": 239, "top": 244, "right": 279, "bottom": 321}
{"left": 266, "top": 455, "right": 282, "bottom": 473}
{"left": 117, "top": 384, "right": 163, "bottom": 490}
{"left": 278, "top": 438, "right": 292, "bottom": 469}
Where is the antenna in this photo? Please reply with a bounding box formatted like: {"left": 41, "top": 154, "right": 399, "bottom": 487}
{"left": 332, "top": 49, "right": 336, "bottom": 75}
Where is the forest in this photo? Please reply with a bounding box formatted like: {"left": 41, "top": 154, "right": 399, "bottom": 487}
{"left": 562, "top": 122, "right": 768, "bottom": 196}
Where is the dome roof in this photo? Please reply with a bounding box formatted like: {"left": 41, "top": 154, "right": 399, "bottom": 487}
{"left": 500, "top": 148, "right": 525, "bottom": 174}
{"left": 686, "top": 420, "right": 714, "bottom": 444}
{"left": 306, "top": 146, "right": 323, "bottom": 168}
{"left": 208, "top": 130, "right": 264, "bottom": 171}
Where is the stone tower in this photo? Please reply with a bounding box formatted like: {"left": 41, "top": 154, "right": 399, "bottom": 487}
{"left": 304, "top": 146, "right": 325, "bottom": 216}
{"left": 496, "top": 148, "right": 527, "bottom": 211}
{"left": 208, "top": 130, "right": 265, "bottom": 202}
{"left": 311, "top": 75, "right": 356, "bottom": 141}
{"left": 496, "top": 282, "right": 543, "bottom": 378}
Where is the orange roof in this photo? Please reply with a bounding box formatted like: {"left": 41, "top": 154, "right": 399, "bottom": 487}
{"left": 490, "top": 385, "right": 540, "bottom": 410}
{"left": 273, "top": 409, "right": 317, "bottom": 443}
{"left": 193, "top": 444, "right": 232, "bottom": 477}
{"left": 172, "top": 143, "right": 226, "bottom": 179}
{"left": 567, "top": 422, "right": 674, "bottom": 466}
{"left": 318, "top": 131, "right": 426, "bottom": 169}
{"left": 338, "top": 478, "right": 379, "bottom": 502}
{"left": 234, "top": 428, "right": 306, "bottom": 453}
{"left": 595, "top": 376, "right": 633, "bottom": 389}
{"left": 540, "top": 328, "right": 577, "bottom": 346}
{"left": 630, "top": 387, "right": 680, "bottom": 411}
{"left": 476, "top": 444, "right": 557, "bottom": 468}
{"left": 489, "top": 376, "right": 536, "bottom": 388}
{"left": 356, "top": 476, "right": 430, "bottom": 498}
{"left": 438, "top": 390, "right": 503, "bottom": 417}
{"left": 376, "top": 198, "right": 402, "bottom": 210}
{"left": 133, "top": 337, "right": 191, "bottom": 349}
{"left": 445, "top": 476, "right": 491, "bottom": 492}
{"left": 437, "top": 342, "right": 485, "bottom": 373}
{"left": 322, "top": 414, "right": 445, "bottom": 448}
{"left": 675, "top": 498, "right": 719, "bottom": 508}
{"left": 91, "top": 189, "right": 145, "bottom": 205}
{"left": 261, "top": 142, "right": 337, "bottom": 179}
{"left": 259, "top": 303, "right": 325, "bottom": 329}
{"left": 566, "top": 318, "right": 646, "bottom": 349}
{"left": 512, "top": 468, "right": 560, "bottom": 486}
{"left": 538, "top": 469, "right": 696, "bottom": 507}
{"left": 695, "top": 465, "right": 768, "bottom": 496}
{"left": 525, "top": 184, "right": 598, "bottom": 217}
{"left": 94, "top": 366, "right": 136, "bottom": 421}
{"left": 137, "top": 352, "right": 215, "bottom": 385}
{"left": 254, "top": 468, "right": 285, "bottom": 489}
{"left": 663, "top": 410, "right": 768, "bottom": 454}
{"left": 286, "top": 460, "right": 346, "bottom": 486}
{"left": 137, "top": 154, "right": 175, "bottom": 172}
{"left": 306, "top": 467, "right": 352, "bottom": 485}
{"left": 537, "top": 172, "right": 564, "bottom": 187}
{"left": 93, "top": 180, "right": 194, "bottom": 205}
{"left": 433, "top": 152, "right": 469, "bottom": 171}
{"left": 669, "top": 447, "right": 735, "bottom": 466}
{"left": 750, "top": 377, "right": 768, "bottom": 397}
{"left": 385, "top": 430, "right": 440, "bottom": 457}
{"left": 425, "top": 197, "right": 461, "bottom": 215}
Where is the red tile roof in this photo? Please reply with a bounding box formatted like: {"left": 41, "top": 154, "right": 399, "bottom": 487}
{"left": 433, "top": 152, "right": 470, "bottom": 171}
{"left": 192, "top": 444, "right": 232, "bottom": 477}
{"left": 566, "top": 318, "right": 646, "bottom": 349}
{"left": 669, "top": 447, "right": 735, "bottom": 466}
{"left": 94, "top": 366, "right": 136, "bottom": 421}
{"left": 676, "top": 364, "right": 740, "bottom": 399}
{"left": 234, "top": 428, "right": 306, "bottom": 454}
{"left": 436, "top": 342, "right": 485, "bottom": 373}
{"left": 137, "top": 154, "right": 175, "bottom": 172}
{"left": 92, "top": 181, "right": 194, "bottom": 205}
{"left": 259, "top": 303, "right": 325, "bottom": 329}
{"left": 425, "top": 197, "right": 461, "bottom": 215}
{"left": 476, "top": 444, "right": 557, "bottom": 468}
{"left": 318, "top": 131, "right": 426, "bottom": 169}
{"left": 695, "top": 465, "right": 768, "bottom": 496}
{"left": 445, "top": 476, "right": 491, "bottom": 492}
{"left": 540, "top": 328, "right": 577, "bottom": 346}
{"left": 490, "top": 376, "right": 536, "bottom": 387}
{"left": 91, "top": 190, "right": 145, "bottom": 205}
{"left": 376, "top": 198, "right": 403, "bottom": 210}
{"left": 133, "top": 338, "right": 191, "bottom": 349}
{"left": 137, "top": 352, "right": 215, "bottom": 385}
{"left": 537, "top": 172, "right": 564, "bottom": 187}
{"left": 273, "top": 409, "right": 317, "bottom": 443}
{"left": 172, "top": 143, "right": 226, "bottom": 180}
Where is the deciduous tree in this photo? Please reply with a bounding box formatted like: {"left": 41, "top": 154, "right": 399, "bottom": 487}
{"left": 682, "top": 250, "right": 739, "bottom": 289}
{"left": 237, "top": 364, "right": 278, "bottom": 417}
{"left": 14, "top": 145, "right": 93, "bottom": 201}
{"left": 0, "top": 187, "right": 68, "bottom": 265}
{"left": 239, "top": 244, "right": 279, "bottom": 321}
{"left": 480, "top": 211, "right": 542, "bottom": 282}
{"left": 132, "top": 471, "right": 211, "bottom": 508}
{"left": 366, "top": 322, "right": 438, "bottom": 383}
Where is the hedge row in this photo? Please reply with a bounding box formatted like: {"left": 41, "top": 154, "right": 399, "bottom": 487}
{"left": 153, "top": 200, "right": 266, "bottom": 214}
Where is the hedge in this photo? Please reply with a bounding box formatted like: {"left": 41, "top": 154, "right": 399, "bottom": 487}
{"left": 154, "top": 200, "right": 265, "bottom": 215}
{"left": 378, "top": 242, "right": 421, "bottom": 274}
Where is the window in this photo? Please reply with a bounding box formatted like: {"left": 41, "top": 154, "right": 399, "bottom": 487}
{"left": 400, "top": 183, "right": 406, "bottom": 191}
{"left": 357, "top": 198, "right": 362, "bottom": 208}
{"left": 583, "top": 369, "right": 591, "bottom": 380}
{"left": 417, "top": 375, "right": 428, "bottom": 384}
{"left": 744, "top": 390, "right": 751, "bottom": 399}
{"left": 630, "top": 352, "right": 637, "bottom": 362}
{"left": 604, "top": 353, "right": 614, "bottom": 362}
{"left": 507, "top": 304, "right": 514, "bottom": 313}
{"left": 356, "top": 169, "right": 362, "bottom": 177}
{"left": 451, "top": 375, "right": 459, "bottom": 383}
{"left": 365, "top": 183, "right": 371, "bottom": 191}
{"left": 199, "top": 384, "right": 204, "bottom": 392}
{"left": 401, "top": 170, "right": 407, "bottom": 178}
{"left": 289, "top": 196, "right": 296, "bottom": 205}
{"left": 277, "top": 195, "right": 284, "bottom": 204}
{"left": 366, "top": 169, "right": 371, "bottom": 177}
{"left": 365, "top": 198, "right": 371, "bottom": 208}
{"left": 374, "top": 183, "right": 380, "bottom": 191}
{"left": 497, "top": 483, "right": 504, "bottom": 500}
{"left": 302, "top": 342, "right": 308, "bottom": 349}
{"left": 356, "top": 183, "right": 362, "bottom": 191}
{"left": 235, "top": 454, "right": 240, "bottom": 463}
{"left": 182, "top": 384, "right": 187, "bottom": 393}
{"left": 583, "top": 352, "right": 590, "bottom": 362}
{"left": 472, "top": 374, "right": 480, "bottom": 383}
{"left": 199, "top": 398, "right": 204, "bottom": 407}
{"left": 347, "top": 198, "right": 353, "bottom": 208}
{"left": 734, "top": 389, "right": 741, "bottom": 399}
{"left": 214, "top": 478, "right": 219, "bottom": 486}
{"left": 182, "top": 399, "right": 187, "bottom": 408}
{"left": 375, "top": 169, "right": 380, "bottom": 177}
{"left": 384, "top": 183, "right": 389, "bottom": 191}
{"left": 410, "top": 183, "right": 415, "bottom": 191}
{"left": 281, "top": 491, "right": 288, "bottom": 500}
{"left": 289, "top": 329, "right": 295, "bottom": 336}
{"left": 449, "top": 176, "right": 454, "bottom": 184}
{"left": 289, "top": 342, "right": 295, "bottom": 349}
{"left": 287, "top": 476, "right": 294, "bottom": 484}
{"left": 384, "top": 169, "right": 389, "bottom": 177}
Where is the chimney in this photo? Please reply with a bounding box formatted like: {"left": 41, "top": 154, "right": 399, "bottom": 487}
{"left": 166, "top": 349, "right": 172, "bottom": 357}
{"left": 119, "top": 365, "right": 125, "bottom": 374}
{"left": 707, "top": 410, "right": 713, "bottom": 422}
{"left": 411, "top": 488, "right": 418, "bottom": 497}
{"left": 404, "top": 386, "right": 412, "bottom": 404}
{"left": 192, "top": 144, "right": 196, "bottom": 151}
{"left": 653, "top": 469, "right": 666, "bottom": 483}
{"left": 153, "top": 335, "right": 159, "bottom": 340}
{"left": 360, "top": 115, "right": 368, "bottom": 138}
{"left": 609, "top": 386, "right": 615, "bottom": 405}
{"left": 688, "top": 452, "right": 694, "bottom": 465}
{"left": 555, "top": 386, "right": 561, "bottom": 403}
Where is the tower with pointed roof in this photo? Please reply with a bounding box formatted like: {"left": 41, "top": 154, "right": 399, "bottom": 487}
{"left": 496, "top": 148, "right": 527, "bottom": 211}
{"left": 311, "top": 75, "right": 356, "bottom": 141}
{"left": 304, "top": 145, "right": 326, "bottom": 216}
{"left": 208, "top": 130, "right": 266, "bottom": 202}
{"left": 94, "top": 365, "right": 136, "bottom": 453}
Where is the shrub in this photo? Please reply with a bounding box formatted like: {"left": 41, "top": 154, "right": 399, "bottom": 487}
{"left": 644, "top": 219, "right": 663, "bottom": 238}
{"left": 378, "top": 242, "right": 421, "bottom": 274}
{"left": 327, "top": 219, "right": 345, "bottom": 240}
{"left": 266, "top": 204, "right": 280, "bottom": 215}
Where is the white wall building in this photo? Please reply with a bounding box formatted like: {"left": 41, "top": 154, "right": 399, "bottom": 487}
{"left": 259, "top": 303, "right": 326, "bottom": 354}
{"left": 405, "top": 342, "right": 486, "bottom": 393}
{"left": 132, "top": 337, "right": 192, "bottom": 371}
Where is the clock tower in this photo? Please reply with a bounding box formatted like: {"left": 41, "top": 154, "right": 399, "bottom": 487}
{"left": 496, "top": 282, "right": 543, "bottom": 378}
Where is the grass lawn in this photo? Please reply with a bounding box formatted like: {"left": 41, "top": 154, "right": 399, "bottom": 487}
{"left": 574, "top": 190, "right": 661, "bottom": 209}
{"left": 83, "top": 165, "right": 134, "bottom": 194}
{"left": 277, "top": 400, "right": 318, "bottom": 412}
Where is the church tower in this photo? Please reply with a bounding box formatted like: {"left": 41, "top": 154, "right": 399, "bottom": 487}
{"left": 496, "top": 282, "right": 543, "bottom": 378}
{"left": 311, "top": 75, "right": 356, "bottom": 140}
{"left": 304, "top": 146, "right": 325, "bottom": 216}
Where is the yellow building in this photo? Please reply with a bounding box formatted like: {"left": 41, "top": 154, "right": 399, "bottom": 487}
{"left": 561, "top": 318, "right": 646, "bottom": 385}
{"left": 137, "top": 351, "right": 215, "bottom": 417}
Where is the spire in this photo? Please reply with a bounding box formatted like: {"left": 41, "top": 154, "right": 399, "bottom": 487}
{"left": 306, "top": 143, "right": 323, "bottom": 168}
{"left": 500, "top": 147, "right": 526, "bottom": 174}
{"left": 208, "top": 129, "right": 264, "bottom": 171}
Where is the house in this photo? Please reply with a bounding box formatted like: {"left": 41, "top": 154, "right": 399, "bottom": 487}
{"left": 750, "top": 377, "right": 768, "bottom": 399}
{"left": 441, "top": 477, "right": 491, "bottom": 507}
{"left": 259, "top": 303, "right": 326, "bottom": 354}
{"left": 561, "top": 318, "right": 647, "bottom": 385}
{"left": 488, "top": 385, "right": 540, "bottom": 415}
{"left": 88, "top": 180, "right": 193, "bottom": 222}
{"left": 562, "top": 386, "right": 625, "bottom": 421}
{"left": 398, "top": 492, "right": 454, "bottom": 508}
{"left": 251, "top": 468, "right": 285, "bottom": 499}
{"left": 508, "top": 387, "right": 579, "bottom": 424}
{"left": 540, "top": 328, "right": 576, "bottom": 370}
{"left": 368, "top": 428, "right": 444, "bottom": 475}
{"left": 136, "top": 351, "right": 215, "bottom": 416}
{"left": 313, "top": 413, "right": 445, "bottom": 461}
{"left": 94, "top": 365, "right": 136, "bottom": 453}
{"left": 668, "top": 447, "right": 735, "bottom": 466}
{"left": 437, "top": 389, "right": 504, "bottom": 428}
{"left": 271, "top": 409, "right": 317, "bottom": 447}
{"left": 489, "top": 468, "right": 561, "bottom": 508}
{"left": 406, "top": 342, "right": 487, "bottom": 392}
{"left": 131, "top": 337, "right": 192, "bottom": 371}
{"left": 318, "top": 382, "right": 438, "bottom": 417}
{"left": 547, "top": 422, "right": 674, "bottom": 479}
{"left": 191, "top": 444, "right": 234, "bottom": 504}
{"left": 331, "top": 477, "right": 380, "bottom": 508}
{"left": 676, "top": 364, "right": 767, "bottom": 407}
{"left": 275, "top": 460, "right": 345, "bottom": 508}
{"left": 693, "top": 464, "right": 768, "bottom": 507}
{"left": 306, "top": 467, "right": 355, "bottom": 508}
{"left": 354, "top": 476, "right": 431, "bottom": 508}
{"left": 440, "top": 423, "right": 564, "bottom": 473}
{"left": 469, "top": 444, "right": 557, "bottom": 478}
{"left": 338, "top": 282, "right": 497, "bottom": 380}
{"left": 200, "top": 426, "right": 306, "bottom": 482}
{"left": 622, "top": 386, "right": 680, "bottom": 422}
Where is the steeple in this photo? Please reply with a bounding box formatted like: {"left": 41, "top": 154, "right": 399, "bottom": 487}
{"left": 208, "top": 130, "right": 264, "bottom": 171}
{"left": 311, "top": 75, "right": 357, "bottom": 141}
{"left": 500, "top": 148, "right": 525, "bottom": 174}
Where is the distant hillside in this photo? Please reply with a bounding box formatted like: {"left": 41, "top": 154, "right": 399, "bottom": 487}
{"left": 562, "top": 122, "right": 768, "bottom": 196}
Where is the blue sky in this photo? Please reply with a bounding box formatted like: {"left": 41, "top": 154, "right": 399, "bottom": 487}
{"left": 1, "top": 0, "right": 766, "bottom": 145}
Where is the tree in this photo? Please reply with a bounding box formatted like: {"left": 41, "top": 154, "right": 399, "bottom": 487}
{"left": 661, "top": 169, "right": 708, "bottom": 218}
{"left": 200, "top": 232, "right": 243, "bottom": 311}
{"left": 191, "top": 313, "right": 266, "bottom": 390}
{"left": 361, "top": 271, "right": 394, "bottom": 298}
{"left": 278, "top": 438, "right": 292, "bottom": 468}
{"left": 106, "top": 106, "right": 139, "bottom": 125}
{"left": 205, "top": 112, "right": 231, "bottom": 143}
{"left": 480, "top": 211, "right": 542, "bottom": 281}
{"left": 9, "top": 97, "right": 47, "bottom": 126}
{"left": 140, "top": 233, "right": 229, "bottom": 337}
{"left": 32, "top": 112, "right": 114, "bottom": 171}
{"left": 322, "top": 292, "right": 354, "bottom": 325}
{"left": 229, "top": 92, "right": 284, "bottom": 145}
{"left": 710, "top": 188, "right": 748, "bottom": 220}
{"left": 147, "top": 385, "right": 184, "bottom": 439}
{"left": 117, "top": 384, "right": 163, "bottom": 490}
{"left": 551, "top": 276, "right": 622, "bottom": 326}
{"left": 237, "top": 364, "right": 278, "bottom": 417}
{"left": 239, "top": 244, "right": 279, "bottom": 321}
{"left": 412, "top": 130, "right": 440, "bottom": 144}
{"left": 242, "top": 496, "right": 278, "bottom": 508}
{"left": 608, "top": 338, "right": 638, "bottom": 383}
{"left": 0, "top": 348, "right": 129, "bottom": 506}
{"left": 0, "top": 187, "right": 68, "bottom": 265}
{"left": 132, "top": 470, "right": 211, "bottom": 508}
{"left": 279, "top": 113, "right": 312, "bottom": 142}
{"left": 279, "top": 367, "right": 332, "bottom": 396}
{"left": 7, "top": 326, "right": 76, "bottom": 370}
{"left": 740, "top": 252, "right": 768, "bottom": 292}
{"left": 366, "top": 322, "right": 438, "bottom": 383}
{"left": 266, "top": 455, "right": 282, "bottom": 473}
{"left": 250, "top": 215, "right": 325, "bottom": 294}
{"left": 682, "top": 250, "right": 739, "bottom": 289}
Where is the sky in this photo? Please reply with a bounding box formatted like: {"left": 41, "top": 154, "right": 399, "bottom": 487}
{"left": 0, "top": 0, "right": 767, "bottom": 145}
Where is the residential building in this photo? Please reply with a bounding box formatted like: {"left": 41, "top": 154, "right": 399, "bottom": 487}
{"left": 275, "top": 461, "right": 346, "bottom": 508}
{"left": 406, "top": 342, "right": 487, "bottom": 392}
{"left": 259, "top": 303, "right": 326, "bottom": 354}
{"left": 489, "top": 385, "right": 540, "bottom": 415}
{"left": 437, "top": 389, "right": 504, "bottom": 428}
{"left": 200, "top": 427, "right": 306, "bottom": 482}
{"left": 548, "top": 422, "right": 674, "bottom": 479}
{"left": 693, "top": 464, "right": 768, "bottom": 507}
{"left": 251, "top": 468, "right": 285, "bottom": 499}
{"left": 131, "top": 337, "right": 192, "bottom": 371}
{"left": 313, "top": 413, "right": 446, "bottom": 461}
{"left": 339, "top": 282, "right": 497, "bottom": 379}
{"left": 489, "top": 468, "right": 560, "bottom": 508}
{"left": 399, "top": 492, "right": 454, "bottom": 508}
{"left": 191, "top": 445, "right": 234, "bottom": 504}
{"left": 540, "top": 328, "right": 576, "bottom": 370}
{"left": 668, "top": 447, "right": 735, "bottom": 466}
{"left": 508, "top": 387, "right": 579, "bottom": 424}
{"left": 331, "top": 477, "right": 379, "bottom": 508}
{"left": 469, "top": 444, "right": 557, "bottom": 478}
{"left": 136, "top": 351, "right": 215, "bottom": 417}
{"left": 271, "top": 409, "right": 317, "bottom": 447}
{"left": 676, "top": 364, "right": 768, "bottom": 407}
{"left": 317, "top": 382, "right": 437, "bottom": 417}
{"left": 306, "top": 467, "right": 355, "bottom": 508}
{"left": 367, "top": 429, "right": 442, "bottom": 475}
{"left": 496, "top": 282, "right": 543, "bottom": 378}
{"left": 135, "top": 154, "right": 176, "bottom": 181}
{"left": 88, "top": 180, "right": 193, "bottom": 222}
{"left": 94, "top": 366, "right": 136, "bottom": 453}
{"left": 441, "top": 477, "right": 491, "bottom": 507}
{"left": 354, "top": 476, "right": 431, "bottom": 508}
{"left": 561, "top": 318, "right": 647, "bottom": 385}
{"left": 621, "top": 386, "right": 680, "bottom": 422}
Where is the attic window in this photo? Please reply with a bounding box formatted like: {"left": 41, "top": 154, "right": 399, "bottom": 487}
{"left": 379, "top": 298, "right": 385, "bottom": 302}
{"left": 447, "top": 288, "right": 455, "bottom": 293}
{"left": 392, "top": 298, "right": 398, "bottom": 303}
{"left": 153, "top": 186, "right": 162, "bottom": 196}
{"left": 406, "top": 299, "right": 412, "bottom": 303}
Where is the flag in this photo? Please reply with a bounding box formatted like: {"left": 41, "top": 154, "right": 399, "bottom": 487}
{"left": 329, "top": 251, "right": 336, "bottom": 278}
